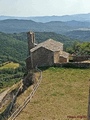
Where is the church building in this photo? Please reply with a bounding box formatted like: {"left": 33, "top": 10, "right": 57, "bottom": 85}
{"left": 26, "top": 32, "right": 69, "bottom": 70}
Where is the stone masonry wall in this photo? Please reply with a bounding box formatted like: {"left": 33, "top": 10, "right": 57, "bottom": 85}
{"left": 32, "top": 47, "right": 54, "bottom": 68}
{"left": 54, "top": 62, "right": 90, "bottom": 68}
{"left": 73, "top": 55, "right": 90, "bottom": 62}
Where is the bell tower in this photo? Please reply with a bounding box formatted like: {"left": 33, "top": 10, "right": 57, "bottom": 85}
{"left": 27, "top": 31, "right": 35, "bottom": 55}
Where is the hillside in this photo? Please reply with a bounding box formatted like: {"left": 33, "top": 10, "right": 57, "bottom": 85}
{"left": 14, "top": 67, "right": 89, "bottom": 120}
{"left": 0, "top": 32, "right": 28, "bottom": 63}
{"left": 0, "top": 31, "right": 89, "bottom": 65}
{"left": 0, "top": 19, "right": 71, "bottom": 33}
{"left": 65, "top": 30, "right": 90, "bottom": 41}
{"left": 0, "top": 62, "right": 19, "bottom": 70}
{"left": 0, "top": 32, "right": 77, "bottom": 64}
{"left": 0, "top": 62, "right": 24, "bottom": 92}
{"left": 0, "top": 19, "right": 90, "bottom": 34}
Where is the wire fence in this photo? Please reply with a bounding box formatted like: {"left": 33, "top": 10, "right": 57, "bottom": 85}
{"left": 0, "top": 81, "right": 23, "bottom": 120}
{"left": 8, "top": 68, "right": 42, "bottom": 120}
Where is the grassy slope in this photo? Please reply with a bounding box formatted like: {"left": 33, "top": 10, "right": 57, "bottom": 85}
{"left": 16, "top": 67, "right": 90, "bottom": 120}
{"left": 0, "top": 62, "right": 19, "bottom": 69}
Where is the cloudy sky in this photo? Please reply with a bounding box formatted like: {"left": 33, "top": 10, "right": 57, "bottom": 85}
{"left": 0, "top": 0, "right": 90, "bottom": 16}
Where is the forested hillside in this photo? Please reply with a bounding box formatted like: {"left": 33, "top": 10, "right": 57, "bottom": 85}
{"left": 0, "top": 32, "right": 90, "bottom": 65}
{"left": 0, "top": 32, "right": 76, "bottom": 63}
{"left": 0, "top": 32, "right": 28, "bottom": 64}
{"left": 65, "top": 30, "right": 90, "bottom": 41}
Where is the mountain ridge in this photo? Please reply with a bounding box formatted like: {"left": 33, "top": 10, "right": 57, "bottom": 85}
{"left": 0, "top": 19, "right": 90, "bottom": 34}
{"left": 1, "top": 13, "right": 90, "bottom": 22}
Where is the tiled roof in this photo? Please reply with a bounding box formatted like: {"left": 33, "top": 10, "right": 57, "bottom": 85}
{"left": 60, "top": 51, "right": 69, "bottom": 58}
{"left": 30, "top": 39, "right": 63, "bottom": 52}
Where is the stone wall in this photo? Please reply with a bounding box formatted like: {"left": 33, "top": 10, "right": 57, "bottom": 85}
{"left": 54, "top": 51, "right": 60, "bottom": 63}
{"left": 73, "top": 55, "right": 90, "bottom": 62}
{"left": 26, "top": 56, "right": 32, "bottom": 70}
{"left": 54, "top": 62, "right": 90, "bottom": 68}
{"left": 32, "top": 47, "right": 54, "bottom": 68}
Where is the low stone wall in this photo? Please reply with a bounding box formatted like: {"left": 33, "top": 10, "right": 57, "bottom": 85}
{"left": 54, "top": 62, "right": 90, "bottom": 68}
{"left": 73, "top": 55, "right": 90, "bottom": 62}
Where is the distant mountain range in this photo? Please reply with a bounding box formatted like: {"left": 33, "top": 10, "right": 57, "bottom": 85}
{"left": 1, "top": 13, "right": 90, "bottom": 22}
{"left": 0, "top": 19, "right": 90, "bottom": 34}
{"left": 0, "top": 13, "right": 90, "bottom": 41}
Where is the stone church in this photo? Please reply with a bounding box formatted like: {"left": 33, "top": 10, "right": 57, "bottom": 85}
{"left": 26, "top": 32, "right": 69, "bottom": 70}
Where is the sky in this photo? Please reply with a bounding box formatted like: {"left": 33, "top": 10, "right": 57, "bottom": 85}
{"left": 0, "top": 0, "right": 90, "bottom": 17}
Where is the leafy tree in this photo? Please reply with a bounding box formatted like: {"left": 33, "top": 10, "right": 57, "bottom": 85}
{"left": 66, "top": 41, "right": 90, "bottom": 55}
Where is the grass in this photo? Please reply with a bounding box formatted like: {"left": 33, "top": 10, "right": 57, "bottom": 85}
{"left": 0, "top": 62, "right": 19, "bottom": 69}
{"left": 15, "top": 67, "right": 90, "bottom": 120}
{"left": 16, "top": 85, "right": 33, "bottom": 107}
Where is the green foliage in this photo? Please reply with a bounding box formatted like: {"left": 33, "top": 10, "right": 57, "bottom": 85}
{"left": 65, "top": 30, "right": 90, "bottom": 42}
{"left": 0, "top": 65, "right": 25, "bottom": 89}
{"left": 0, "top": 61, "right": 26, "bottom": 91}
{"left": 66, "top": 41, "right": 90, "bottom": 55}
{"left": 35, "top": 32, "right": 77, "bottom": 50}
{"left": 0, "top": 32, "right": 28, "bottom": 63}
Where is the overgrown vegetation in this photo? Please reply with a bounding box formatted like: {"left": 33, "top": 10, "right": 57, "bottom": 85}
{"left": 0, "top": 62, "right": 26, "bottom": 92}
